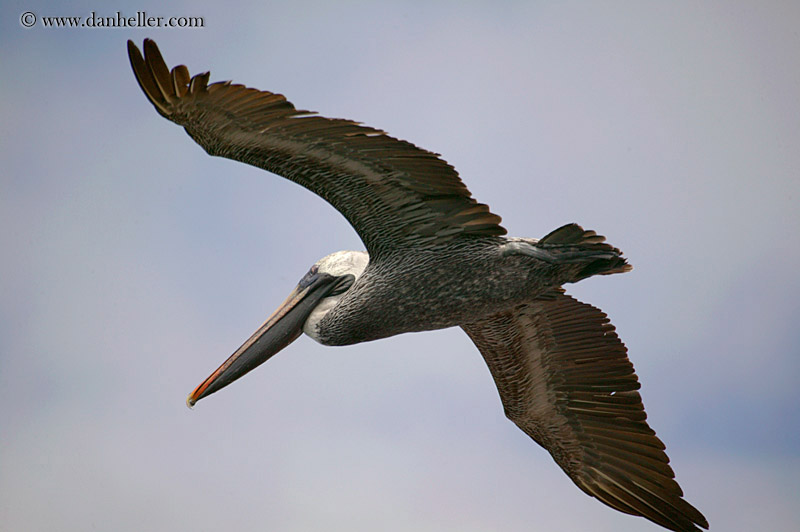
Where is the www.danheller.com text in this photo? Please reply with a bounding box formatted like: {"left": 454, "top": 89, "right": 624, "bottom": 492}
{"left": 33, "top": 11, "right": 204, "bottom": 28}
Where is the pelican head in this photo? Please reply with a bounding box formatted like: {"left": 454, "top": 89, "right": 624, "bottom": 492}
{"left": 187, "top": 250, "right": 368, "bottom": 407}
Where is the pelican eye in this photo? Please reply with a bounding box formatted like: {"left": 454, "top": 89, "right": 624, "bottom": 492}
{"left": 298, "top": 265, "right": 320, "bottom": 288}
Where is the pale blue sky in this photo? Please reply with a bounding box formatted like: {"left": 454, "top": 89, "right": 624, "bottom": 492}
{"left": 2, "top": 1, "right": 799, "bottom": 531}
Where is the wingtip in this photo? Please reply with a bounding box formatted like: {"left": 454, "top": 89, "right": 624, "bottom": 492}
{"left": 142, "top": 37, "right": 160, "bottom": 60}
{"left": 128, "top": 38, "right": 184, "bottom": 119}
{"left": 126, "top": 39, "right": 142, "bottom": 65}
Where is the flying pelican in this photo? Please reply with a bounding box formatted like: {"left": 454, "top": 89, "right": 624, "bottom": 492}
{"left": 128, "top": 39, "right": 708, "bottom": 532}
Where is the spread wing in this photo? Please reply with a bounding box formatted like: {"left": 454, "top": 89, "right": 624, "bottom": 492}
{"left": 462, "top": 291, "right": 708, "bottom": 532}
{"left": 127, "top": 39, "right": 505, "bottom": 257}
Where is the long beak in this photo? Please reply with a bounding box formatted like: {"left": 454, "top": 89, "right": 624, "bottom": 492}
{"left": 187, "top": 272, "right": 339, "bottom": 407}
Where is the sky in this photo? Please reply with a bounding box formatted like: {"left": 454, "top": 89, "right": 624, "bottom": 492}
{"left": 2, "top": 1, "right": 799, "bottom": 531}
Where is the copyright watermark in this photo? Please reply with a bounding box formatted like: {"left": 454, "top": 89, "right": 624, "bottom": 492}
{"left": 20, "top": 11, "right": 36, "bottom": 27}
{"left": 20, "top": 11, "right": 204, "bottom": 29}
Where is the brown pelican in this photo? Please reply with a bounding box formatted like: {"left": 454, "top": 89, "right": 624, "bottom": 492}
{"left": 128, "top": 39, "right": 708, "bottom": 532}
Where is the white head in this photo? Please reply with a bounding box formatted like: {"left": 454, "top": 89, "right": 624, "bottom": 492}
{"left": 302, "top": 250, "right": 369, "bottom": 341}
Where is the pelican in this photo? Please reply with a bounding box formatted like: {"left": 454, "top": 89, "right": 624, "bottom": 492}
{"left": 128, "top": 39, "right": 708, "bottom": 532}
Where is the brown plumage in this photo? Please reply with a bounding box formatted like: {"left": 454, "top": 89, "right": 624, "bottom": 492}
{"left": 128, "top": 39, "right": 708, "bottom": 532}
{"left": 127, "top": 39, "right": 504, "bottom": 257}
{"left": 463, "top": 291, "right": 708, "bottom": 531}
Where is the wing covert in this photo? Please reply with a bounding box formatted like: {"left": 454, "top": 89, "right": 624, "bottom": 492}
{"left": 127, "top": 39, "right": 505, "bottom": 256}
{"left": 462, "top": 291, "right": 708, "bottom": 532}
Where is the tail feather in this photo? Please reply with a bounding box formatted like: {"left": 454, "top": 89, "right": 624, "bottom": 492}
{"left": 538, "top": 223, "right": 632, "bottom": 280}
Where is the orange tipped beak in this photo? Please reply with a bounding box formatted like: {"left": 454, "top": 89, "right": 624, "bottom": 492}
{"left": 187, "top": 272, "right": 339, "bottom": 407}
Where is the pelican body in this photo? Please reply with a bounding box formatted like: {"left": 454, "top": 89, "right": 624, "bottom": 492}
{"left": 128, "top": 39, "right": 708, "bottom": 532}
{"left": 312, "top": 238, "right": 622, "bottom": 345}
